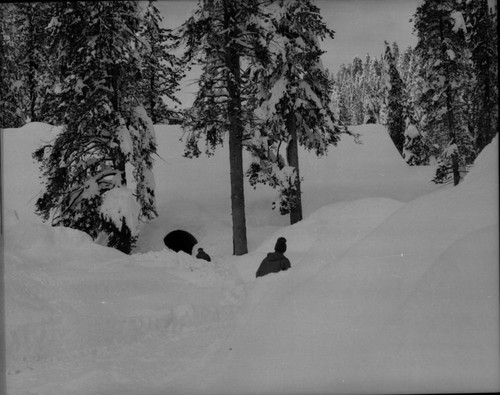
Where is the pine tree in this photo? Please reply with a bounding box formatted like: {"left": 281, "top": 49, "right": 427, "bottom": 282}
{"left": 398, "top": 46, "right": 420, "bottom": 124}
{"left": 350, "top": 56, "right": 365, "bottom": 125}
{"left": 362, "top": 54, "right": 383, "bottom": 124}
{"left": 0, "top": 2, "right": 51, "bottom": 127}
{"left": 247, "top": 0, "right": 349, "bottom": 224}
{"left": 332, "top": 54, "right": 385, "bottom": 127}
{"left": 383, "top": 41, "right": 405, "bottom": 155}
{"left": 414, "top": 0, "right": 474, "bottom": 185}
{"left": 0, "top": 3, "right": 18, "bottom": 128}
{"left": 402, "top": 121, "right": 430, "bottom": 166}
{"left": 334, "top": 64, "right": 353, "bottom": 125}
{"left": 33, "top": 1, "right": 158, "bottom": 253}
{"left": 462, "top": 0, "right": 498, "bottom": 153}
{"left": 181, "top": 0, "right": 272, "bottom": 255}
{"left": 139, "top": 0, "right": 183, "bottom": 125}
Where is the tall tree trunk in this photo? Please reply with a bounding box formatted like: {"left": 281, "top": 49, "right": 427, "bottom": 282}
{"left": 224, "top": 0, "right": 247, "bottom": 255}
{"left": 227, "top": 61, "right": 248, "bottom": 255}
{"left": 446, "top": 96, "right": 461, "bottom": 186}
{"left": 286, "top": 113, "right": 303, "bottom": 224}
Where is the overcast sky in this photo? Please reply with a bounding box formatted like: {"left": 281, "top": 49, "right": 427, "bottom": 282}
{"left": 156, "top": 0, "right": 420, "bottom": 106}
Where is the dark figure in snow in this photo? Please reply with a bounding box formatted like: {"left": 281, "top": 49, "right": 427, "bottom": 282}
{"left": 163, "top": 230, "right": 198, "bottom": 255}
{"left": 256, "top": 237, "right": 291, "bottom": 278}
{"left": 196, "top": 248, "right": 211, "bottom": 262}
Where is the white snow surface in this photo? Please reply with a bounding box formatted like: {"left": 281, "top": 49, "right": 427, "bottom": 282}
{"left": 2, "top": 122, "right": 499, "bottom": 394}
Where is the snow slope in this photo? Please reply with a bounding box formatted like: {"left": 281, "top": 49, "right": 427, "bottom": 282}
{"left": 2, "top": 123, "right": 498, "bottom": 394}
{"left": 198, "top": 136, "right": 499, "bottom": 395}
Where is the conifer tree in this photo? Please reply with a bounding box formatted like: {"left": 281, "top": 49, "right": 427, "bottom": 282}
{"left": 398, "top": 46, "right": 420, "bottom": 124}
{"left": 332, "top": 54, "right": 384, "bottom": 127}
{"left": 462, "top": 0, "right": 498, "bottom": 153}
{"left": 414, "top": 0, "right": 474, "bottom": 185}
{"left": 349, "top": 56, "right": 365, "bottom": 125}
{"left": 402, "top": 121, "right": 430, "bottom": 166}
{"left": 34, "top": 1, "right": 158, "bottom": 253}
{"left": 181, "top": 0, "right": 271, "bottom": 255}
{"left": 362, "top": 54, "right": 383, "bottom": 124}
{"left": 0, "top": 3, "right": 18, "bottom": 128}
{"left": 383, "top": 42, "right": 405, "bottom": 155}
{"left": 0, "top": 2, "right": 51, "bottom": 127}
{"left": 334, "top": 64, "right": 353, "bottom": 125}
{"left": 248, "top": 0, "right": 349, "bottom": 224}
{"left": 139, "top": 0, "right": 183, "bottom": 124}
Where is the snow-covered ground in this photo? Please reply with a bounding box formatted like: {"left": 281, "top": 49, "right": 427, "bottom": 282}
{"left": 3, "top": 123, "right": 499, "bottom": 394}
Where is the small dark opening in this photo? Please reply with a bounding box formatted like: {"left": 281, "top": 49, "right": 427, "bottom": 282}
{"left": 163, "top": 230, "right": 198, "bottom": 255}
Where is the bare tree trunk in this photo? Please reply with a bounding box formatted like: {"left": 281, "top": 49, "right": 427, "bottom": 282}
{"left": 286, "top": 113, "right": 303, "bottom": 224}
{"left": 224, "top": 0, "right": 247, "bottom": 255}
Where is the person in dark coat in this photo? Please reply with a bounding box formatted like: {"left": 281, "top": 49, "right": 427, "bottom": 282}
{"left": 256, "top": 237, "right": 291, "bottom": 278}
{"left": 196, "top": 247, "right": 211, "bottom": 262}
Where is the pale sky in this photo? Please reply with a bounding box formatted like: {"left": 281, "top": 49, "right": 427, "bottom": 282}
{"left": 155, "top": 0, "right": 420, "bottom": 106}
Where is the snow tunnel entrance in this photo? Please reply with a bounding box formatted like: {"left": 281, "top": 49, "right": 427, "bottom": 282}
{"left": 163, "top": 230, "right": 198, "bottom": 255}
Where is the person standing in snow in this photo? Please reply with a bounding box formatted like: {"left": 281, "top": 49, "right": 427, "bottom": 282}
{"left": 196, "top": 247, "right": 211, "bottom": 262}
{"left": 256, "top": 237, "right": 291, "bottom": 278}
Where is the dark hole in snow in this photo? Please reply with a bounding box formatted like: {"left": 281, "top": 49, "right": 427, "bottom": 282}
{"left": 163, "top": 230, "right": 198, "bottom": 255}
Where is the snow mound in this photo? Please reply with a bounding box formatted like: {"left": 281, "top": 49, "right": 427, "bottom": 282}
{"left": 198, "top": 135, "right": 499, "bottom": 395}
{"left": 4, "top": 223, "right": 240, "bottom": 377}
{"left": 369, "top": 224, "right": 499, "bottom": 393}
{"left": 234, "top": 197, "right": 403, "bottom": 281}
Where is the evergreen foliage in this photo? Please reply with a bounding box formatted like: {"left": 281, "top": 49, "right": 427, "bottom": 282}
{"left": 247, "top": 0, "right": 350, "bottom": 224}
{"left": 0, "top": 2, "right": 51, "bottom": 127}
{"left": 180, "top": 0, "right": 274, "bottom": 255}
{"left": 332, "top": 53, "right": 384, "bottom": 127}
{"left": 139, "top": 0, "right": 183, "bottom": 125}
{"left": 462, "top": 0, "right": 498, "bottom": 153}
{"left": 402, "top": 122, "right": 430, "bottom": 166}
{"left": 383, "top": 42, "right": 405, "bottom": 155}
{"left": 33, "top": 1, "right": 159, "bottom": 253}
{"left": 414, "top": 0, "right": 481, "bottom": 185}
{"left": 329, "top": 0, "right": 497, "bottom": 178}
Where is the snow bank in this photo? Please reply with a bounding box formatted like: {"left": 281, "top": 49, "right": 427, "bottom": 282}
{"left": 370, "top": 224, "right": 499, "bottom": 393}
{"left": 5, "top": 220, "right": 242, "bottom": 379}
{"left": 197, "top": 136, "right": 499, "bottom": 394}
{"left": 233, "top": 197, "right": 404, "bottom": 282}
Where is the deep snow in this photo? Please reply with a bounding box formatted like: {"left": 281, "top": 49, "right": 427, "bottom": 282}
{"left": 2, "top": 123, "right": 499, "bottom": 394}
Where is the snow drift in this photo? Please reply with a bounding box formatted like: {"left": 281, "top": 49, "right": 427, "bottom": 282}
{"left": 3, "top": 123, "right": 498, "bottom": 395}
{"left": 200, "top": 136, "right": 499, "bottom": 395}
